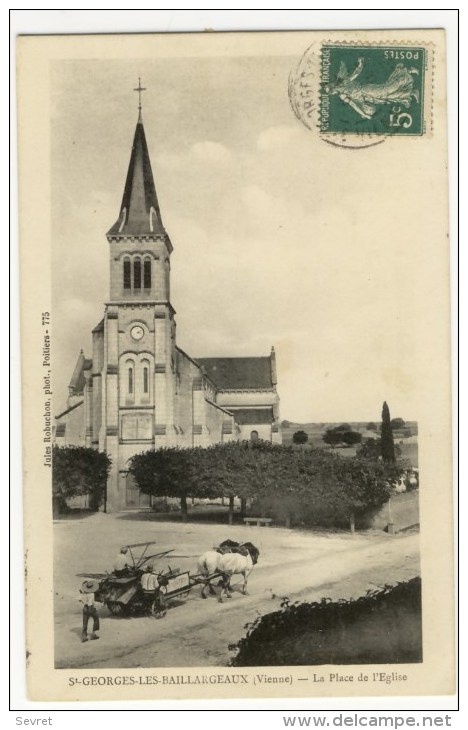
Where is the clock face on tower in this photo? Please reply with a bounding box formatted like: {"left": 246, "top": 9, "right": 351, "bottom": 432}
{"left": 130, "top": 325, "right": 144, "bottom": 341}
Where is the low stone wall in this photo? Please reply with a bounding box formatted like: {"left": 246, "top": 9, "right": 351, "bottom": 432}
{"left": 363, "top": 490, "right": 419, "bottom": 532}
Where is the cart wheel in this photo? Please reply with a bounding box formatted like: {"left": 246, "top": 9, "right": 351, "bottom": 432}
{"left": 177, "top": 590, "right": 191, "bottom": 601}
{"left": 151, "top": 595, "right": 167, "bottom": 619}
{"left": 107, "top": 601, "right": 125, "bottom": 616}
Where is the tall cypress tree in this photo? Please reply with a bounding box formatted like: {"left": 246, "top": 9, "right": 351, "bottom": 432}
{"left": 381, "top": 401, "right": 396, "bottom": 462}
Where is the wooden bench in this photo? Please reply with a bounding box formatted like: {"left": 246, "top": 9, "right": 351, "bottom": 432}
{"left": 243, "top": 517, "right": 273, "bottom": 527}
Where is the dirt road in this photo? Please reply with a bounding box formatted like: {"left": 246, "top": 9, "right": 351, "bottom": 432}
{"left": 54, "top": 512, "right": 420, "bottom": 668}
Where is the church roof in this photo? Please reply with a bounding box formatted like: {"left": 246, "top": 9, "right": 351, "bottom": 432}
{"left": 56, "top": 400, "right": 84, "bottom": 421}
{"left": 68, "top": 352, "right": 92, "bottom": 395}
{"left": 205, "top": 399, "right": 233, "bottom": 417}
{"left": 107, "top": 116, "right": 165, "bottom": 237}
{"left": 196, "top": 356, "right": 274, "bottom": 390}
{"left": 92, "top": 318, "right": 104, "bottom": 333}
{"left": 230, "top": 408, "right": 274, "bottom": 425}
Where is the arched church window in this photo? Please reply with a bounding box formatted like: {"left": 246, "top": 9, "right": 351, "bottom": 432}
{"left": 144, "top": 259, "right": 151, "bottom": 289}
{"left": 142, "top": 361, "right": 149, "bottom": 394}
{"left": 250, "top": 430, "right": 259, "bottom": 442}
{"left": 133, "top": 258, "right": 141, "bottom": 289}
{"left": 128, "top": 365, "right": 134, "bottom": 394}
{"left": 123, "top": 258, "right": 131, "bottom": 289}
{"left": 165, "top": 258, "right": 170, "bottom": 298}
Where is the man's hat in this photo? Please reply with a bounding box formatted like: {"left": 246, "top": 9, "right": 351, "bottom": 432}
{"left": 81, "top": 579, "right": 99, "bottom": 593}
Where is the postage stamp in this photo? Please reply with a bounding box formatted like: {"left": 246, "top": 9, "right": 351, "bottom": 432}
{"left": 289, "top": 41, "right": 433, "bottom": 147}
{"left": 320, "top": 45, "right": 426, "bottom": 136}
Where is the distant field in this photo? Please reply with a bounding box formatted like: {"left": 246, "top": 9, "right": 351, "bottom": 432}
{"left": 281, "top": 422, "right": 418, "bottom": 467}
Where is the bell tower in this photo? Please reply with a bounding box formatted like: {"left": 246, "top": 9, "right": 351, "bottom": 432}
{"left": 94, "top": 82, "right": 177, "bottom": 511}
{"left": 107, "top": 80, "right": 173, "bottom": 304}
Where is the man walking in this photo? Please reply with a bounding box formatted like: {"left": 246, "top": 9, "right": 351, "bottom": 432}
{"left": 79, "top": 580, "right": 100, "bottom": 643}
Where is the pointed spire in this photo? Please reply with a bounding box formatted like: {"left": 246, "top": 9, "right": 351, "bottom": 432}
{"left": 107, "top": 85, "right": 165, "bottom": 237}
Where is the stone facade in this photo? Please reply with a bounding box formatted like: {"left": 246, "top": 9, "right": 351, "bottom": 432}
{"left": 55, "top": 108, "right": 281, "bottom": 511}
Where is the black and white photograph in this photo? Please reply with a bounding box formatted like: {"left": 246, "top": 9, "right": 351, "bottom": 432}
{"left": 17, "top": 28, "right": 454, "bottom": 702}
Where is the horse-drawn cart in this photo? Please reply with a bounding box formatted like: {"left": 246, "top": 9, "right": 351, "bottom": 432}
{"left": 85, "top": 538, "right": 259, "bottom": 617}
{"left": 93, "top": 541, "right": 192, "bottom": 619}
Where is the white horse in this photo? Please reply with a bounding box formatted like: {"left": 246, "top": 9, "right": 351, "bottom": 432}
{"left": 197, "top": 541, "right": 260, "bottom": 602}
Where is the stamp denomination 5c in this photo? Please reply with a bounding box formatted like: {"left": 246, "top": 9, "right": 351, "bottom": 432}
{"left": 320, "top": 45, "right": 426, "bottom": 136}
{"left": 289, "top": 41, "right": 433, "bottom": 147}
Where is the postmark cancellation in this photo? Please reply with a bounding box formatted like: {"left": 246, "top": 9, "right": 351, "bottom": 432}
{"left": 290, "top": 41, "right": 434, "bottom": 146}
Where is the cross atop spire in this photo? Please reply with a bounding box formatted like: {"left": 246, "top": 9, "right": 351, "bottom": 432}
{"left": 107, "top": 100, "right": 166, "bottom": 238}
{"left": 134, "top": 77, "right": 146, "bottom": 121}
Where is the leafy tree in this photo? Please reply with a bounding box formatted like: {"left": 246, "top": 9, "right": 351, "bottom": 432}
{"left": 332, "top": 455, "right": 400, "bottom": 530}
{"left": 357, "top": 438, "right": 381, "bottom": 459}
{"left": 341, "top": 430, "right": 362, "bottom": 447}
{"left": 281, "top": 420, "right": 291, "bottom": 429}
{"left": 52, "top": 446, "right": 111, "bottom": 514}
{"left": 200, "top": 441, "right": 260, "bottom": 524}
{"left": 129, "top": 447, "right": 205, "bottom": 521}
{"left": 292, "top": 430, "right": 308, "bottom": 445}
{"left": 357, "top": 438, "right": 401, "bottom": 460}
{"left": 322, "top": 428, "right": 344, "bottom": 448}
{"left": 251, "top": 442, "right": 302, "bottom": 527}
{"left": 253, "top": 445, "right": 401, "bottom": 531}
{"left": 390, "top": 417, "right": 406, "bottom": 430}
{"left": 318, "top": 450, "right": 397, "bottom": 530}
{"left": 366, "top": 422, "right": 376, "bottom": 431}
{"left": 322, "top": 424, "right": 353, "bottom": 448}
{"left": 381, "top": 401, "right": 396, "bottom": 462}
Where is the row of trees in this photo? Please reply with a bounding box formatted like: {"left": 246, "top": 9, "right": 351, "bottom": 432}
{"left": 52, "top": 437, "right": 404, "bottom": 528}
{"left": 128, "top": 440, "right": 403, "bottom": 530}
{"left": 294, "top": 425, "right": 363, "bottom": 448}
{"left": 52, "top": 403, "right": 407, "bottom": 529}
{"left": 293, "top": 406, "right": 405, "bottom": 451}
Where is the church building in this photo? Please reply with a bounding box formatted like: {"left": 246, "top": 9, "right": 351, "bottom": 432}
{"left": 55, "top": 94, "right": 281, "bottom": 511}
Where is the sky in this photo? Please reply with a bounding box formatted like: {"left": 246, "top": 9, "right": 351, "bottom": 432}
{"left": 51, "top": 54, "right": 435, "bottom": 423}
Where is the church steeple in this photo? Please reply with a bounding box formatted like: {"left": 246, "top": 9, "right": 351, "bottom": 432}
{"left": 107, "top": 85, "right": 165, "bottom": 237}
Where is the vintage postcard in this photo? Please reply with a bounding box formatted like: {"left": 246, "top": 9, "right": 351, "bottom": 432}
{"left": 17, "top": 29, "right": 454, "bottom": 702}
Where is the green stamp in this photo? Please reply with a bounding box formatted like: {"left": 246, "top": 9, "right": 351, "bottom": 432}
{"left": 320, "top": 45, "right": 426, "bottom": 136}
